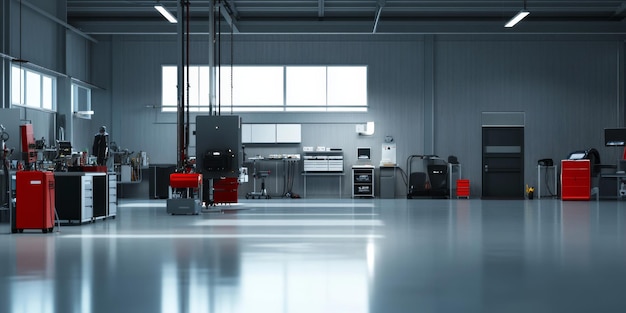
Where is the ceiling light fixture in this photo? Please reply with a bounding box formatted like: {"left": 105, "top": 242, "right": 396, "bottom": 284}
{"left": 505, "top": 0, "right": 529, "bottom": 28}
{"left": 155, "top": 4, "right": 177, "bottom": 23}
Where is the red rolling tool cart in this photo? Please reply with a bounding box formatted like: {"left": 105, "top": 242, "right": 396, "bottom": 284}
{"left": 561, "top": 159, "right": 591, "bottom": 201}
{"left": 15, "top": 171, "right": 55, "bottom": 233}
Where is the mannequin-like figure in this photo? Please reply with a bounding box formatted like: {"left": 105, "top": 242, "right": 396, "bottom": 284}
{"left": 92, "top": 126, "right": 109, "bottom": 166}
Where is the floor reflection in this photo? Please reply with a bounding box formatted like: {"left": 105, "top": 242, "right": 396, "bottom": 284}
{"left": 2, "top": 199, "right": 626, "bottom": 312}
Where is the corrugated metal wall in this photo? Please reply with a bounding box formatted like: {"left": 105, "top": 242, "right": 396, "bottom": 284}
{"left": 92, "top": 33, "right": 623, "bottom": 197}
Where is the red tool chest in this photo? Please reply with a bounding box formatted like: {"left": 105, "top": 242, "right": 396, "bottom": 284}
{"left": 561, "top": 160, "right": 591, "bottom": 201}
{"left": 15, "top": 171, "right": 55, "bottom": 233}
{"left": 456, "top": 179, "right": 470, "bottom": 198}
{"left": 213, "top": 177, "right": 239, "bottom": 204}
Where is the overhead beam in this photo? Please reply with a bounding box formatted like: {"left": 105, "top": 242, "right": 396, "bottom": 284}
{"left": 20, "top": 0, "right": 97, "bottom": 43}
{"left": 223, "top": 0, "right": 240, "bottom": 19}
{"left": 69, "top": 19, "right": 626, "bottom": 35}
{"left": 373, "top": 0, "right": 385, "bottom": 33}
{"left": 612, "top": 2, "right": 626, "bottom": 19}
{"left": 219, "top": 2, "right": 239, "bottom": 33}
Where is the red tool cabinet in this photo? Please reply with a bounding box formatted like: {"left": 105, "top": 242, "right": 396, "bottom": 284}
{"left": 15, "top": 171, "right": 55, "bottom": 233}
{"left": 561, "top": 160, "right": 591, "bottom": 201}
{"left": 213, "top": 177, "right": 239, "bottom": 204}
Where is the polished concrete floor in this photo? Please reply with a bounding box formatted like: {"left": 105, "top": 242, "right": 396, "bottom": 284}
{"left": 1, "top": 198, "right": 626, "bottom": 313}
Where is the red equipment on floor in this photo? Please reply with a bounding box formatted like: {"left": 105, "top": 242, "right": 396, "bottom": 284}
{"left": 167, "top": 173, "right": 203, "bottom": 215}
{"left": 213, "top": 177, "right": 239, "bottom": 204}
{"left": 15, "top": 171, "right": 55, "bottom": 233}
{"left": 456, "top": 179, "right": 470, "bottom": 198}
{"left": 561, "top": 159, "right": 591, "bottom": 201}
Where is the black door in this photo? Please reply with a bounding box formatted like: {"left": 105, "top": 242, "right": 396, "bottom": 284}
{"left": 482, "top": 127, "right": 524, "bottom": 199}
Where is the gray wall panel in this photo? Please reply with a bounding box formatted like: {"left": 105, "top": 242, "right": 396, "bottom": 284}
{"left": 10, "top": 4, "right": 59, "bottom": 72}
{"left": 66, "top": 32, "right": 90, "bottom": 81}
{"left": 90, "top": 37, "right": 111, "bottom": 151}
{"left": 73, "top": 117, "right": 93, "bottom": 153}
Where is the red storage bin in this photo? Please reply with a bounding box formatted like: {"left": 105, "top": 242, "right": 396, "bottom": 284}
{"left": 456, "top": 179, "right": 470, "bottom": 198}
{"left": 213, "top": 177, "right": 239, "bottom": 204}
{"left": 15, "top": 171, "right": 55, "bottom": 233}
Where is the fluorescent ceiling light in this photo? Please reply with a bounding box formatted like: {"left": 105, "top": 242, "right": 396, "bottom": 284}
{"left": 505, "top": 10, "right": 529, "bottom": 28}
{"left": 154, "top": 5, "right": 177, "bottom": 23}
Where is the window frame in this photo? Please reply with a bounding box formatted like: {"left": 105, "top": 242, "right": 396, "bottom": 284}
{"left": 11, "top": 64, "right": 57, "bottom": 112}
{"left": 161, "top": 65, "right": 368, "bottom": 113}
{"left": 72, "top": 83, "right": 92, "bottom": 119}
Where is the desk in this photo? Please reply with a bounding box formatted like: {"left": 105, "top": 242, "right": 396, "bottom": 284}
{"left": 537, "top": 165, "right": 558, "bottom": 199}
{"left": 247, "top": 157, "right": 300, "bottom": 198}
{"left": 302, "top": 172, "right": 344, "bottom": 198}
{"left": 599, "top": 172, "right": 626, "bottom": 200}
{"left": 379, "top": 166, "right": 397, "bottom": 198}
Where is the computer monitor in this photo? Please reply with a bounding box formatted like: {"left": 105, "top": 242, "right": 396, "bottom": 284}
{"left": 604, "top": 128, "right": 626, "bottom": 146}
{"left": 357, "top": 147, "right": 371, "bottom": 160}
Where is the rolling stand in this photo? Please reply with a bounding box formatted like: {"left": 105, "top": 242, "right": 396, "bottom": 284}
{"left": 246, "top": 170, "right": 270, "bottom": 199}
{"left": 166, "top": 173, "right": 203, "bottom": 215}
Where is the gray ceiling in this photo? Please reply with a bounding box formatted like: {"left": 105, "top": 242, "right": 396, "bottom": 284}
{"left": 65, "top": 0, "right": 626, "bottom": 35}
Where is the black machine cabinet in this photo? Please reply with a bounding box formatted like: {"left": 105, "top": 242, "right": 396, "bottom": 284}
{"left": 195, "top": 116, "right": 242, "bottom": 203}
{"left": 427, "top": 164, "right": 448, "bottom": 198}
{"left": 195, "top": 116, "right": 241, "bottom": 179}
{"left": 54, "top": 172, "right": 111, "bottom": 224}
{"left": 407, "top": 155, "right": 449, "bottom": 199}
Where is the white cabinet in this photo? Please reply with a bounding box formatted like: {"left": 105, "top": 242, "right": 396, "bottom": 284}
{"left": 250, "top": 124, "right": 276, "bottom": 143}
{"left": 241, "top": 124, "right": 252, "bottom": 143}
{"left": 120, "top": 165, "right": 132, "bottom": 182}
{"left": 242, "top": 124, "right": 301, "bottom": 143}
{"left": 303, "top": 151, "right": 343, "bottom": 172}
{"left": 276, "top": 124, "right": 301, "bottom": 143}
